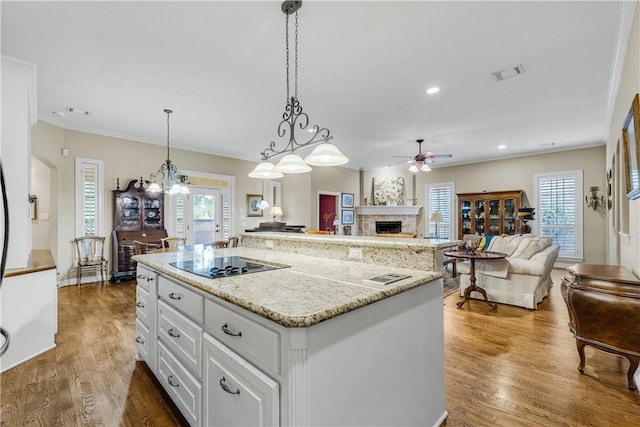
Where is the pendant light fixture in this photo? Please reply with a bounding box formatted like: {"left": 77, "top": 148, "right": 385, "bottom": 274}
{"left": 248, "top": 0, "right": 348, "bottom": 179}
{"left": 147, "top": 109, "right": 190, "bottom": 194}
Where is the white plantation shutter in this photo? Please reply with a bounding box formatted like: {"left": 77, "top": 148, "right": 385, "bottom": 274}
{"left": 425, "top": 182, "right": 454, "bottom": 239}
{"left": 75, "top": 158, "right": 104, "bottom": 237}
{"left": 535, "top": 171, "right": 583, "bottom": 260}
{"left": 175, "top": 194, "right": 186, "bottom": 238}
{"left": 221, "top": 189, "right": 232, "bottom": 241}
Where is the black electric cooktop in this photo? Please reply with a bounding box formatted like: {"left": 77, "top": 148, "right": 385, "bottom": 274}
{"left": 170, "top": 256, "right": 288, "bottom": 279}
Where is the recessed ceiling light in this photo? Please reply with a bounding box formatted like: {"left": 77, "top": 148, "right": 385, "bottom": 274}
{"left": 426, "top": 87, "right": 440, "bottom": 95}
{"left": 498, "top": 145, "right": 507, "bottom": 149}
{"left": 66, "top": 106, "right": 90, "bottom": 116}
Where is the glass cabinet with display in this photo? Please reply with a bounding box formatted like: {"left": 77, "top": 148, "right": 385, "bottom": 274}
{"left": 111, "top": 178, "right": 167, "bottom": 282}
{"left": 456, "top": 190, "right": 523, "bottom": 239}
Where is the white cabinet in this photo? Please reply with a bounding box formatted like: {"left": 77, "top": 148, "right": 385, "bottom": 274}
{"left": 135, "top": 265, "right": 157, "bottom": 372}
{"left": 203, "top": 333, "right": 279, "bottom": 427}
{"left": 158, "top": 341, "right": 202, "bottom": 426}
{"left": 158, "top": 300, "right": 203, "bottom": 377}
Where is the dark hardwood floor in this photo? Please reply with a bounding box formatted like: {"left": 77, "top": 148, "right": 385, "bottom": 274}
{"left": 1, "top": 269, "right": 639, "bottom": 426}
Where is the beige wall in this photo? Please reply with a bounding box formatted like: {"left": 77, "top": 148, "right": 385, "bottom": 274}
{"left": 30, "top": 121, "right": 313, "bottom": 281}
{"left": 606, "top": 4, "right": 640, "bottom": 275}
{"left": 30, "top": 156, "right": 52, "bottom": 250}
{"left": 362, "top": 146, "right": 607, "bottom": 264}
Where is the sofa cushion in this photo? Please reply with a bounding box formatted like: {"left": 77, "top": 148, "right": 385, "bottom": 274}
{"left": 487, "top": 235, "right": 523, "bottom": 256}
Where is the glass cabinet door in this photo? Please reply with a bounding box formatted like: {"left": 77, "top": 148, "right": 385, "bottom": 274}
{"left": 503, "top": 198, "right": 516, "bottom": 235}
{"left": 117, "top": 194, "right": 141, "bottom": 231}
{"left": 488, "top": 199, "right": 500, "bottom": 235}
{"left": 474, "top": 200, "right": 486, "bottom": 235}
{"left": 461, "top": 200, "right": 472, "bottom": 235}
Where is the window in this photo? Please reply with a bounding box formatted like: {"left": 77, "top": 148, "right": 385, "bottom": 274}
{"left": 425, "top": 182, "right": 454, "bottom": 239}
{"left": 75, "top": 158, "right": 104, "bottom": 237}
{"left": 535, "top": 170, "right": 583, "bottom": 261}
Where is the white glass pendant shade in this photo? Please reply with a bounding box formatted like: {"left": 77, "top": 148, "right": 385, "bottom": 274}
{"left": 304, "top": 143, "right": 349, "bottom": 166}
{"left": 274, "top": 153, "right": 312, "bottom": 174}
{"left": 168, "top": 183, "right": 182, "bottom": 195}
{"left": 257, "top": 199, "right": 269, "bottom": 210}
{"left": 409, "top": 164, "right": 419, "bottom": 173}
{"left": 179, "top": 184, "right": 190, "bottom": 194}
{"left": 248, "top": 161, "right": 285, "bottom": 179}
{"left": 148, "top": 182, "right": 162, "bottom": 193}
{"left": 420, "top": 163, "right": 431, "bottom": 172}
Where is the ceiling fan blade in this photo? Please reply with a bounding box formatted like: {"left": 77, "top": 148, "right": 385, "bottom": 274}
{"left": 429, "top": 153, "right": 453, "bottom": 159}
{"left": 392, "top": 155, "right": 413, "bottom": 158}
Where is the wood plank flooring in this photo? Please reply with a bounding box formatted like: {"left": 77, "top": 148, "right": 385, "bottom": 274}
{"left": 1, "top": 269, "right": 639, "bottom": 426}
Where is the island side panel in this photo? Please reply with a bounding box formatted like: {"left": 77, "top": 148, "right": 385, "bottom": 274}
{"left": 302, "top": 279, "right": 446, "bottom": 426}
{"left": 241, "top": 233, "right": 438, "bottom": 271}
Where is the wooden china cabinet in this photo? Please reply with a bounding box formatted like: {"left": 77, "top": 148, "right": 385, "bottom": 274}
{"left": 457, "top": 190, "right": 523, "bottom": 239}
{"left": 111, "top": 179, "right": 167, "bottom": 282}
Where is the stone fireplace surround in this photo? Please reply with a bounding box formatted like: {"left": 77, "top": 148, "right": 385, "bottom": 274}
{"left": 356, "top": 206, "right": 421, "bottom": 237}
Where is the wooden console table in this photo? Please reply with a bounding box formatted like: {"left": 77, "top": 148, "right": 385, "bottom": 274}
{"left": 444, "top": 250, "right": 506, "bottom": 309}
{"left": 561, "top": 264, "right": 640, "bottom": 390}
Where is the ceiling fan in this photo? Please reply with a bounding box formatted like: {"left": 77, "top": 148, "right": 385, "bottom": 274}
{"left": 393, "top": 139, "right": 453, "bottom": 172}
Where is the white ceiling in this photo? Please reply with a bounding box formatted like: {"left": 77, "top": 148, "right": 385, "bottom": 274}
{"left": 1, "top": 1, "right": 624, "bottom": 170}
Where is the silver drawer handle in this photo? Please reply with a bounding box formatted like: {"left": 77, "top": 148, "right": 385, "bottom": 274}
{"left": 167, "top": 328, "right": 180, "bottom": 338}
{"left": 135, "top": 336, "right": 145, "bottom": 344}
{"left": 167, "top": 375, "right": 180, "bottom": 388}
{"left": 137, "top": 274, "right": 146, "bottom": 280}
{"left": 168, "top": 292, "right": 181, "bottom": 300}
{"left": 147, "top": 277, "right": 154, "bottom": 282}
{"left": 221, "top": 323, "right": 242, "bottom": 337}
{"left": 219, "top": 377, "right": 240, "bottom": 395}
{"left": 136, "top": 302, "right": 145, "bottom": 308}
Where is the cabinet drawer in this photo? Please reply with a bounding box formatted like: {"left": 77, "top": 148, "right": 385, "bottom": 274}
{"left": 158, "top": 300, "right": 203, "bottom": 378}
{"left": 205, "top": 299, "right": 280, "bottom": 374}
{"left": 135, "top": 319, "right": 149, "bottom": 362}
{"left": 158, "top": 276, "right": 203, "bottom": 323}
{"left": 203, "top": 334, "right": 279, "bottom": 427}
{"left": 136, "top": 286, "right": 150, "bottom": 325}
{"left": 136, "top": 266, "right": 155, "bottom": 291}
{"left": 157, "top": 341, "right": 202, "bottom": 427}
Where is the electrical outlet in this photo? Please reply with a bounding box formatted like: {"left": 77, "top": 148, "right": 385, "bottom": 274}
{"left": 265, "top": 240, "right": 274, "bottom": 249}
{"left": 349, "top": 248, "right": 363, "bottom": 259}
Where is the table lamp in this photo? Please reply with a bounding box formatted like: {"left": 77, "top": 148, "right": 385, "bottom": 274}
{"left": 430, "top": 211, "right": 443, "bottom": 237}
{"left": 270, "top": 206, "right": 283, "bottom": 222}
{"left": 517, "top": 207, "right": 535, "bottom": 234}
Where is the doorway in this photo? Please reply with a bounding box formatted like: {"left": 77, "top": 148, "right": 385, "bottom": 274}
{"left": 318, "top": 192, "right": 339, "bottom": 233}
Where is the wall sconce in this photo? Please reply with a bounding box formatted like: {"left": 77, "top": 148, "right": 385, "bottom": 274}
{"left": 585, "top": 186, "right": 604, "bottom": 210}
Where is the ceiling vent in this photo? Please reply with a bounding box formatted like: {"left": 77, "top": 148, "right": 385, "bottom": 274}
{"left": 492, "top": 64, "right": 525, "bottom": 81}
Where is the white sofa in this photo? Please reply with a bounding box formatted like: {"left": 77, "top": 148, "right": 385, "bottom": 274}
{"left": 457, "top": 235, "right": 560, "bottom": 309}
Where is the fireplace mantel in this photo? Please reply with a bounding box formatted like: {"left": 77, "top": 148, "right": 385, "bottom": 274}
{"left": 356, "top": 205, "right": 422, "bottom": 216}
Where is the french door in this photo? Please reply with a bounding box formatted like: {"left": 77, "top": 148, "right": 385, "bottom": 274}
{"left": 169, "top": 187, "right": 232, "bottom": 245}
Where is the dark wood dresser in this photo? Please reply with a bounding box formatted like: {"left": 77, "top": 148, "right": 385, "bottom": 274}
{"left": 561, "top": 264, "right": 640, "bottom": 390}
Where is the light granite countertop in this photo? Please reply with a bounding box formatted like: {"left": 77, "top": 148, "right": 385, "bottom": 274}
{"left": 134, "top": 247, "right": 442, "bottom": 328}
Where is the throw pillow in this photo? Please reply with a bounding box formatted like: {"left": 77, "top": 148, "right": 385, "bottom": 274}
{"left": 478, "top": 237, "right": 487, "bottom": 250}
{"left": 488, "top": 236, "right": 519, "bottom": 256}
{"left": 511, "top": 238, "right": 533, "bottom": 258}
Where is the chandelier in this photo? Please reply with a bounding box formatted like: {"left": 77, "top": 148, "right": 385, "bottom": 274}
{"left": 248, "top": 0, "right": 349, "bottom": 179}
{"left": 147, "top": 109, "right": 189, "bottom": 195}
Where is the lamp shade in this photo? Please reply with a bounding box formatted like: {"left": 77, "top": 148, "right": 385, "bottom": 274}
{"left": 257, "top": 199, "right": 270, "bottom": 210}
{"left": 248, "top": 161, "right": 285, "bottom": 179}
{"left": 274, "top": 153, "right": 312, "bottom": 174}
{"left": 517, "top": 207, "right": 535, "bottom": 221}
{"left": 270, "top": 206, "right": 283, "bottom": 216}
{"left": 304, "top": 143, "right": 349, "bottom": 166}
{"left": 147, "top": 182, "right": 162, "bottom": 193}
{"left": 420, "top": 163, "right": 432, "bottom": 172}
{"left": 430, "top": 212, "right": 443, "bottom": 222}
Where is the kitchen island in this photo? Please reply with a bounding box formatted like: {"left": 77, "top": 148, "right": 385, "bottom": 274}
{"left": 134, "top": 246, "right": 447, "bottom": 426}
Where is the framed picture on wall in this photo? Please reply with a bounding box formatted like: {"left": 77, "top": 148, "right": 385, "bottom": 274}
{"left": 341, "top": 192, "right": 354, "bottom": 208}
{"left": 246, "top": 194, "right": 264, "bottom": 217}
{"left": 341, "top": 209, "right": 354, "bottom": 225}
{"left": 622, "top": 93, "right": 640, "bottom": 200}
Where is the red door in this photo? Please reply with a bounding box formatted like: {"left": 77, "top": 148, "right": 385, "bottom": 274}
{"left": 319, "top": 194, "right": 337, "bottom": 233}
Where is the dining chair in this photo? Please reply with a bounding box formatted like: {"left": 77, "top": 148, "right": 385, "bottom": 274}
{"left": 160, "top": 237, "right": 186, "bottom": 252}
{"left": 228, "top": 236, "right": 239, "bottom": 247}
{"left": 210, "top": 241, "right": 228, "bottom": 249}
{"left": 307, "top": 230, "right": 332, "bottom": 234}
{"left": 75, "top": 236, "right": 108, "bottom": 286}
{"left": 132, "top": 240, "right": 149, "bottom": 255}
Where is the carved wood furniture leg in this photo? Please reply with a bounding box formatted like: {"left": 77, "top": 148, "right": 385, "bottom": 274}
{"left": 456, "top": 284, "right": 473, "bottom": 308}
{"left": 627, "top": 356, "right": 638, "bottom": 391}
{"left": 475, "top": 286, "right": 498, "bottom": 309}
{"left": 576, "top": 340, "right": 586, "bottom": 373}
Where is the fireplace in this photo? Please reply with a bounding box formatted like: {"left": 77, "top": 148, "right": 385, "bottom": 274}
{"left": 376, "top": 221, "right": 402, "bottom": 234}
